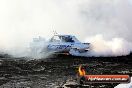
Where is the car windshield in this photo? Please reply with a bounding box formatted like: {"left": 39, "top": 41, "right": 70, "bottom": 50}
{"left": 50, "top": 36, "right": 61, "bottom": 42}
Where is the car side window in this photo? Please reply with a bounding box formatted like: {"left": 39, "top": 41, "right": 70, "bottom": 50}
{"left": 67, "top": 36, "right": 74, "bottom": 42}
{"left": 61, "top": 36, "right": 74, "bottom": 43}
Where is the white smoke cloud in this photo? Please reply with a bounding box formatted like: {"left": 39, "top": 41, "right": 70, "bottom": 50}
{"left": 0, "top": 0, "right": 132, "bottom": 57}
{"left": 85, "top": 35, "right": 132, "bottom": 56}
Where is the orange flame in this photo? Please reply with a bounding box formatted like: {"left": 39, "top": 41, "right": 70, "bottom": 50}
{"left": 78, "top": 65, "right": 86, "bottom": 76}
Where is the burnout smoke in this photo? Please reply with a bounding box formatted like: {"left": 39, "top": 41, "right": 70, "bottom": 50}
{"left": 0, "top": 0, "right": 132, "bottom": 57}
{"left": 85, "top": 35, "right": 132, "bottom": 57}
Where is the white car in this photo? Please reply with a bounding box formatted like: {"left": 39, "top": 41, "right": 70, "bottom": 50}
{"left": 30, "top": 35, "right": 90, "bottom": 56}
